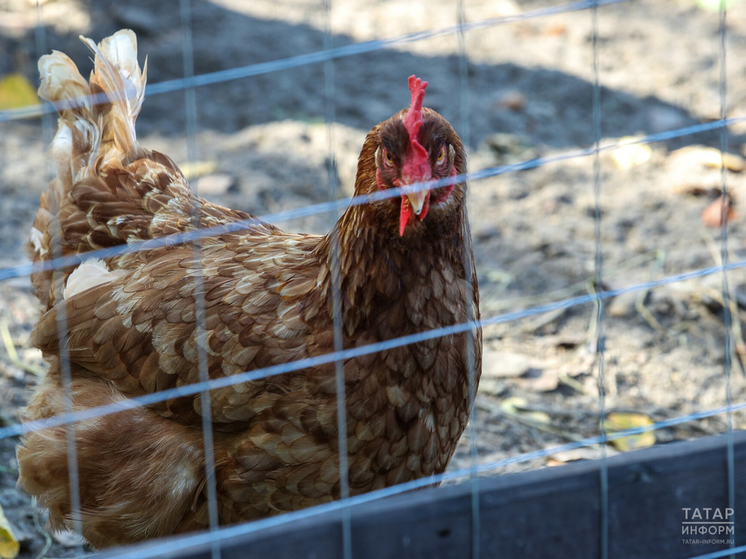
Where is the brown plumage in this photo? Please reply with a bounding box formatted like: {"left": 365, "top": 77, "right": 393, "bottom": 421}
{"left": 17, "top": 30, "right": 481, "bottom": 547}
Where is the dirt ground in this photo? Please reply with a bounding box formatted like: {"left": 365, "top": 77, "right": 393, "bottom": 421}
{"left": 2, "top": 0, "right": 746, "bottom": 556}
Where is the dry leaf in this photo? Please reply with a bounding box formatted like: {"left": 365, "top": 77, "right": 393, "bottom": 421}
{"left": 0, "top": 73, "right": 39, "bottom": 111}
{"left": 698, "top": 149, "right": 744, "bottom": 172}
{"left": 0, "top": 504, "right": 19, "bottom": 559}
{"left": 542, "top": 22, "right": 566, "bottom": 36}
{"left": 696, "top": 0, "right": 742, "bottom": 12}
{"left": 500, "top": 397, "right": 551, "bottom": 426}
{"left": 549, "top": 446, "right": 619, "bottom": 464}
{"left": 671, "top": 146, "right": 744, "bottom": 172}
{"left": 178, "top": 160, "right": 217, "bottom": 180}
{"left": 605, "top": 412, "right": 656, "bottom": 452}
{"left": 611, "top": 136, "right": 652, "bottom": 170}
{"left": 702, "top": 195, "right": 736, "bottom": 228}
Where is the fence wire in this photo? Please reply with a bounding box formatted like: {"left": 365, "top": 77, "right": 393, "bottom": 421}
{"left": 2, "top": 114, "right": 745, "bottom": 286}
{"left": 31, "top": 3, "right": 86, "bottom": 555}
{"left": 0, "top": 0, "right": 743, "bottom": 557}
{"left": 716, "top": 1, "right": 737, "bottom": 557}
{"left": 4, "top": 254, "right": 746, "bottom": 445}
{"left": 589, "top": 3, "right": 610, "bottom": 558}
{"left": 320, "top": 1, "right": 354, "bottom": 558}
{"left": 176, "top": 1, "right": 222, "bottom": 558}
{"left": 0, "top": 0, "right": 631, "bottom": 125}
{"left": 79, "top": 395, "right": 746, "bottom": 559}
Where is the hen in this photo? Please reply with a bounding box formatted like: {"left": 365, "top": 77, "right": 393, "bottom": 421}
{"left": 17, "top": 30, "right": 481, "bottom": 547}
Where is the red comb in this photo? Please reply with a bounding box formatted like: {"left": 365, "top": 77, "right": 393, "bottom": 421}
{"left": 400, "top": 75, "right": 430, "bottom": 187}
{"left": 403, "top": 75, "right": 428, "bottom": 141}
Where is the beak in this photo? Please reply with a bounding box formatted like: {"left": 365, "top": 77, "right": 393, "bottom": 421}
{"left": 397, "top": 162, "right": 432, "bottom": 236}
{"left": 406, "top": 188, "right": 429, "bottom": 216}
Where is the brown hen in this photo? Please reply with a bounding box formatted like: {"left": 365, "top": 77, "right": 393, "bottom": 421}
{"left": 17, "top": 30, "right": 481, "bottom": 547}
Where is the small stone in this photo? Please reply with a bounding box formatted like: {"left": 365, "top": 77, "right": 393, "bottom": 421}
{"left": 522, "top": 368, "right": 559, "bottom": 392}
{"left": 482, "top": 134, "right": 539, "bottom": 165}
{"left": 496, "top": 90, "right": 526, "bottom": 112}
{"left": 482, "top": 351, "right": 531, "bottom": 378}
{"left": 478, "top": 377, "right": 507, "bottom": 397}
{"left": 194, "top": 174, "right": 236, "bottom": 196}
{"left": 607, "top": 291, "right": 639, "bottom": 318}
{"left": 539, "top": 334, "right": 585, "bottom": 349}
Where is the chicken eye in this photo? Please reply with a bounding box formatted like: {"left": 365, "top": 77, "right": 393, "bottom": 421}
{"left": 436, "top": 146, "right": 446, "bottom": 165}
{"left": 384, "top": 150, "right": 394, "bottom": 165}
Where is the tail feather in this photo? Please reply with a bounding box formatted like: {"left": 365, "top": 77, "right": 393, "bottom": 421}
{"left": 81, "top": 29, "right": 147, "bottom": 164}
{"left": 30, "top": 29, "right": 148, "bottom": 309}
{"left": 37, "top": 28, "right": 147, "bottom": 187}
{"left": 29, "top": 29, "right": 254, "bottom": 313}
{"left": 38, "top": 51, "right": 99, "bottom": 190}
{"left": 37, "top": 51, "right": 94, "bottom": 118}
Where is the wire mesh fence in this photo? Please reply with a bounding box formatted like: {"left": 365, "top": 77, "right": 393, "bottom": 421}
{"left": 1, "top": 0, "right": 746, "bottom": 557}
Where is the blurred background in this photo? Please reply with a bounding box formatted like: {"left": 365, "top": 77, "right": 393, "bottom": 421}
{"left": 1, "top": 0, "right": 746, "bottom": 556}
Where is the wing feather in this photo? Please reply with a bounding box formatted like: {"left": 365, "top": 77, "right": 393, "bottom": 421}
{"left": 33, "top": 236, "right": 320, "bottom": 428}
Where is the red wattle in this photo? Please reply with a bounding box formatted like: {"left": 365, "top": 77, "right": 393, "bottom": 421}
{"left": 399, "top": 197, "right": 413, "bottom": 236}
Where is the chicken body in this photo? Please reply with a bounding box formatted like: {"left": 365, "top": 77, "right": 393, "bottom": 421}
{"left": 17, "top": 30, "right": 481, "bottom": 547}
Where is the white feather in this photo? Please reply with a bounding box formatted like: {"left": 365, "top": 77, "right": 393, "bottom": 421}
{"left": 50, "top": 123, "right": 73, "bottom": 187}
{"left": 64, "top": 258, "right": 121, "bottom": 299}
{"left": 29, "top": 228, "right": 47, "bottom": 258}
